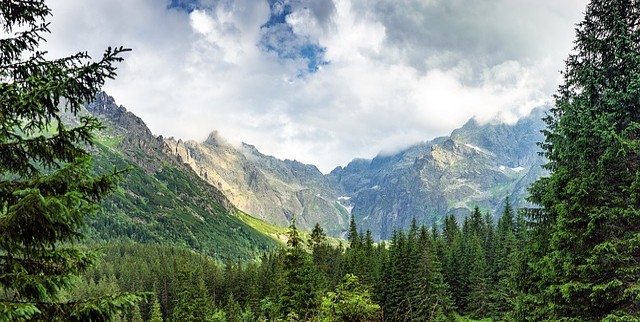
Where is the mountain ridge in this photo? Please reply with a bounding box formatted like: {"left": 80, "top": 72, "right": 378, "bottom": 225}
{"left": 79, "top": 92, "right": 280, "bottom": 260}
{"left": 159, "top": 98, "right": 548, "bottom": 240}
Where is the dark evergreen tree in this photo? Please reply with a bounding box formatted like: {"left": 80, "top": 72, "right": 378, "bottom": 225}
{"left": 417, "top": 226, "right": 452, "bottom": 320}
{"left": 276, "top": 219, "right": 324, "bottom": 320}
{"left": 170, "top": 273, "right": 214, "bottom": 322}
{"left": 130, "top": 303, "right": 143, "bottom": 322}
{"left": 464, "top": 235, "right": 491, "bottom": 318}
{"left": 490, "top": 199, "right": 520, "bottom": 318}
{"left": 309, "top": 223, "right": 327, "bottom": 251}
{"left": 347, "top": 215, "right": 360, "bottom": 249}
{"left": 527, "top": 1, "right": 640, "bottom": 319}
{"left": 0, "top": 0, "right": 138, "bottom": 320}
{"left": 403, "top": 219, "right": 424, "bottom": 321}
{"left": 382, "top": 230, "right": 407, "bottom": 321}
{"left": 470, "top": 206, "right": 486, "bottom": 239}
{"left": 442, "top": 214, "right": 459, "bottom": 246}
{"left": 441, "top": 216, "right": 465, "bottom": 311}
{"left": 483, "top": 211, "right": 496, "bottom": 280}
{"left": 224, "top": 292, "right": 242, "bottom": 322}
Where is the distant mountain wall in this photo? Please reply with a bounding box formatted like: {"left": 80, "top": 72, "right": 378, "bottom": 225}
{"left": 159, "top": 99, "right": 548, "bottom": 240}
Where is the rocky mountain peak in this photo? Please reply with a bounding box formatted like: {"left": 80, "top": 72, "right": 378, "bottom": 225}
{"left": 94, "top": 91, "right": 548, "bottom": 240}
{"left": 204, "top": 131, "right": 230, "bottom": 147}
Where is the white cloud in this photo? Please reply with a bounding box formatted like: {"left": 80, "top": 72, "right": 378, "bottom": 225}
{"left": 44, "top": 0, "right": 587, "bottom": 173}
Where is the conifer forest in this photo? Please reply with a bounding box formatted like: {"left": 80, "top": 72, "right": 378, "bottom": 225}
{"left": 1, "top": 0, "right": 640, "bottom": 321}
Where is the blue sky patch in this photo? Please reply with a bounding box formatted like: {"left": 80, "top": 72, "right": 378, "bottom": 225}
{"left": 260, "top": 0, "right": 328, "bottom": 74}
{"left": 167, "top": 0, "right": 200, "bottom": 12}
{"left": 167, "top": 0, "right": 329, "bottom": 74}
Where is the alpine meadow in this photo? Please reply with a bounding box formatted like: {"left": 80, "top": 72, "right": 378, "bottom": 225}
{"left": 1, "top": 0, "right": 640, "bottom": 321}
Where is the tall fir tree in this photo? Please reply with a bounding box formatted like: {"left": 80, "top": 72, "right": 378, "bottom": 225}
{"left": 170, "top": 273, "right": 214, "bottom": 322}
{"left": 130, "top": 303, "right": 143, "bottom": 322}
{"left": 347, "top": 215, "right": 360, "bottom": 249}
{"left": 490, "top": 200, "right": 519, "bottom": 317}
{"left": 417, "top": 226, "right": 451, "bottom": 320}
{"left": 148, "top": 296, "right": 164, "bottom": 322}
{"left": 0, "top": 1, "right": 138, "bottom": 320}
{"left": 527, "top": 1, "right": 640, "bottom": 319}
{"left": 382, "top": 230, "right": 407, "bottom": 321}
{"left": 465, "top": 235, "right": 491, "bottom": 318}
{"left": 277, "top": 219, "right": 324, "bottom": 320}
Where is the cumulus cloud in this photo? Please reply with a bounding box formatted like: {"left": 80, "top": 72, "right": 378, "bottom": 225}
{"left": 44, "top": 0, "right": 587, "bottom": 173}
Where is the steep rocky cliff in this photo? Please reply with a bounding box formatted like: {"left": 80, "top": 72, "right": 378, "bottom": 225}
{"left": 162, "top": 105, "right": 547, "bottom": 240}
{"left": 164, "top": 133, "right": 348, "bottom": 236}
{"left": 80, "top": 93, "right": 278, "bottom": 260}
{"left": 328, "top": 108, "right": 547, "bottom": 239}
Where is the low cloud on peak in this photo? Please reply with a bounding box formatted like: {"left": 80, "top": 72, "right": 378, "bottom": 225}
{"left": 45, "top": 0, "right": 586, "bottom": 173}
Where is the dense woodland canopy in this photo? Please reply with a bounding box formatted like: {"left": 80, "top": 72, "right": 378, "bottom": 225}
{"left": 2, "top": 0, "right": 640, "bottom": 321}
{"left": 67, "top": 202, "right": 524, "bottom": 321}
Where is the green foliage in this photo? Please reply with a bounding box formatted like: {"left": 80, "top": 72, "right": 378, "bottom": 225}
{"left": 347, "top": 215, "right": 360, "bottom": 249}
{"left": 319, "top": 274, "right": 381, "bottom": 322}
{"left": 87, "top": 144, "right": 279, "bottom": 261}
{"left": 130, "top": 303, "right": 143, "bottom": 322}
{"left": 148, "top": 296, "right": 164, "bottom": 322}
{"left": 171, "top": 273, "right": 214, "bottom": 322}
{"left": 0, "top": 0, "right": 142, "bottom": 320}
{"left": 276, "top": 220, "right": 325, "bottom": 320}
{"left": 80, "top": 207, "right": 538, "bottom": 321}
{"left": 382, "top": 221, "right": 453, "bottom": 322}
{"left": 526, "top": 1, "right": 640, "bottom": 319}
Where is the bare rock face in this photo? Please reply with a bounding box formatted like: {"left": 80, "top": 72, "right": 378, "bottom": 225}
{"left": 89, "top": 91, "right": 547, "bottom": 240}
{"left": 85, "top": 92, "right": 166, "bottom": 174}
{"left": 327, "top": 108, "right": 547, "bottom": 240}
{"left": 161, "top": 107, "right": 546, "bottom": 240}
{"left": 163, "top": 133, "right": 349, "bottom": 236}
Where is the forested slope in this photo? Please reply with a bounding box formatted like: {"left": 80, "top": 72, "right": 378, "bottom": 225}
{"left": 82, "top": 93, "right": 279, "bottom": 261}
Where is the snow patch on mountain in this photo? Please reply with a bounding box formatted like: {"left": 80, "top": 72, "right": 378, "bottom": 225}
{"left": 465, "top": 143, "right": 485, "bottom": 153}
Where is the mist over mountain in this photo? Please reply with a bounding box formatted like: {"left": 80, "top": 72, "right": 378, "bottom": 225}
{"left": 154, "top": 93, "right": 548, "bottom": 240}
{"left": 78, "top": 92, "right": 549, "bottom": 241}
{"left": 328, "top": 108, "right": 547, "bottom": 239}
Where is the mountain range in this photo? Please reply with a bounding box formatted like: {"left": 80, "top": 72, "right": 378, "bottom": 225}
{"left": 80, "top": 92, "right": 280, "bottom": 261}
{"left": 155, "top": 95, "right": 548, "bottom": 240}
{"left": 74, "top": 92, "right": 550, "bottom": 243}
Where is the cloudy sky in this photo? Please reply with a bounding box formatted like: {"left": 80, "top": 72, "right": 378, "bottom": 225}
{"left": 46, "top": 0, "right": 587, "bottom": 173}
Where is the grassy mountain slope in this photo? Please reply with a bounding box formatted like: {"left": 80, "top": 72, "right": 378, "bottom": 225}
{"left": 81, "top": 93, "right": 279, "bottom": 261}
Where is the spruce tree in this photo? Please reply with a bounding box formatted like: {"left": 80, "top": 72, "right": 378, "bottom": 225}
{"left": 527, "top": 1, "right": 640, "bottom": 319}
{"left": 382, "top": 230, "right": 406, "bottom": 321}
{"left": 403, "top": 220, "right": 424, "bottom": 321}
{"left": 347, "top": 215, "right": 360, "bottom": 249}
{"left": 148, "top": 297, "right": 164, "bottom": 322}
{"left": 465, "top": 235, "right": 491, "bottom": 318}
{"left": 417, "top": 226, "right": 451, "bottom": 320}
{"left": 0, "top": 1, "right": 138, "bottom": 320}
{"left": 277, "top": 219, "right": 324, "bottom": 320}
{"left": 308, "top": 223, "right": 327, "bottom": 251}
{"left": 130, "top": 303, "right": 143, "bottom": 322}
{"left": 170, "top": 274, "right": 214, "bottom": 322}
